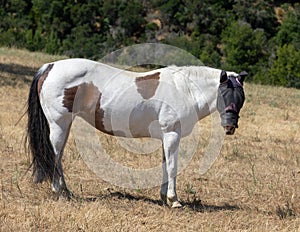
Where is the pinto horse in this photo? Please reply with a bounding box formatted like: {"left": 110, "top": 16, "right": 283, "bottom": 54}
{"left": 27, "top": 58, "right": 247, "bottom": 207}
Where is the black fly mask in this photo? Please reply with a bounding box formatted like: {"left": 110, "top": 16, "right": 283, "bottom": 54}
{"left": 217, "top": 70, "right": 247, "bottom": 135}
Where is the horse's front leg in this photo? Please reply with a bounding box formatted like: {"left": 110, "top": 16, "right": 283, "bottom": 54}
{"left": 160, "top": 147, "right": 168, "bottom": 204}
{"left": 161, "top": 130, "right": 182, "bottom": 208}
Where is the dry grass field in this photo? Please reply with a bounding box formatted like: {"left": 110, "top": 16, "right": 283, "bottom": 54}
{"left": 0, "top": 47, "right": 300, "bottom": 231}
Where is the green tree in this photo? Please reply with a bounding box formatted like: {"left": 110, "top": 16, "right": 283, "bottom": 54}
{"left": 221, "top": 21, "right": 267, "bottom": 76}
{"left": 233, "top": 0, "right": 278, "bottom": 37}
{"left": 276, "top": 3, "right": 300, "bottom": 50}
{"left": 200, "top": 42, "right": 221, "bottom": 68}
{"left": 0, "top": 0, "right": 32, "bottom": 47}
{"left": 269, "top": 44, "right": 300, "bottom": 88}
{"left": 118, "top": 0, "right": 146, "bottom": 38}
{"left": 62, "top": 24, "right": 106, "bottom": 59}
{"left": 30, "top": 0, "right": 71, "bottom": 52}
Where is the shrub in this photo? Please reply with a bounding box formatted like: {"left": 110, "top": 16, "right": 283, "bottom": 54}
{"left": 269, "top": 44, "right": 300, "bottom": 88}
{"left": 221, "top": 21, "right": 267, "bottom": 78}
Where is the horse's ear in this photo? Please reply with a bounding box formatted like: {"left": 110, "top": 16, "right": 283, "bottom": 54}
{"left": 238, "top": 71, "right": 248, "bottom": 84}
{"left": 220, "top": 70, "right": 228, "bottom": 83}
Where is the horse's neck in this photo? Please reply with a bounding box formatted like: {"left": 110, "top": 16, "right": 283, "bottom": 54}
{"left": 182, "top": 66, "right": 220, "bottom": 119}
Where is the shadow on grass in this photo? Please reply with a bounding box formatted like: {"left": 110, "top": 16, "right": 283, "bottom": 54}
{"left": 74, "top": 190, "right": 241, "bottom": 213}
{"left": 184, "top": 199, "right": 241, "bottom": 213}
{"left": 73, "top": 190, "right": 162, "bottom": 206}
{"left": 0, "top": 63, "right": 36, "bottom": 86}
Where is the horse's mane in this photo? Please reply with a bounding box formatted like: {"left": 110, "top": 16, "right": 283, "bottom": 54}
{"left": 166, "top": 65, "right": 221, "bottom": 80}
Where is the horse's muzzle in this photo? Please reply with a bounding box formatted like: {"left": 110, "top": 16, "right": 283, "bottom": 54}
{"left": 224, "top": 125, "right": 236, "bottom": 135}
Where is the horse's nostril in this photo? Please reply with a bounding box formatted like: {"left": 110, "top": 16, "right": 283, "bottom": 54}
{"left": 225, "top": 126, "right": 235, "bottom": 135}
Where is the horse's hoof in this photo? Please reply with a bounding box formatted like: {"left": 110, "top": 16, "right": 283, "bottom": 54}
{"left": 167, "top": 196, "right": 182, "bottom": 208}
{"left": 171, "top": 201, "right": 182, "bottom": 208}
{"left": 61, "top": 188, "right": 73, "bottom": 200}
{"left": 52, "top": 188, "right": 73, "bottom": 201}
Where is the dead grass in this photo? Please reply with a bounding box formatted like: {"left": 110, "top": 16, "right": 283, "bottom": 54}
{"left": 1, "top": 47, "right": 300, "bottom": 231}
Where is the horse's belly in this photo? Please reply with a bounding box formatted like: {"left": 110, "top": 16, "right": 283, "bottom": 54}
{"left": 101, "top": 99, "right": 161, "bottom": 138}
{"left": 101, "top": 98, "right": 197, "bottom": 139}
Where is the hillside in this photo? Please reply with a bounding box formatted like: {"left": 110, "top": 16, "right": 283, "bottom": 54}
{"left": 0, "top": 48, "right": 300, "bottom": 231}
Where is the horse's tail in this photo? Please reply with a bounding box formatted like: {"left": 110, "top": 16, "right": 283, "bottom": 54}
{"left": 26, "top": 64, "right": 57, "bottom": 183}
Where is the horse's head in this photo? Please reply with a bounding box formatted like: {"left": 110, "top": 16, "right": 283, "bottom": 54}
{"left": 217, "top": 70, "right": 247, "bottom": 135}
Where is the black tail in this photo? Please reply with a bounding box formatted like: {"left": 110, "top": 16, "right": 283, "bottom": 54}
{"left": 26, "top": 65, "right": 58, "bottom": 183}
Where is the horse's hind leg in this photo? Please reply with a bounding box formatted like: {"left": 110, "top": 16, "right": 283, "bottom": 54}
{"left": 48, "top": 116, "right": 72, "bottom": 197}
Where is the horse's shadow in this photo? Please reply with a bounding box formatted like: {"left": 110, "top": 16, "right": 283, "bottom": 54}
{"left": 0, "top": 63, "right": 35, "bottom": 86}
{"left": 184, "top": 199, "right": 241, "bottom": 213}
{"left": 74, "top": 190, "right": 240, "bottom": 213}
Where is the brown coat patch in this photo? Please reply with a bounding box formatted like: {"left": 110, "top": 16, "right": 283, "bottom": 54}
{"left": 63, "top": 82, "right": 113, "bottom": 135}
{"left": 62, "top": 85, "right": 78, "bottom": 113}
{"left": 135, "top": 72, "right": 160, "bottom": 100}
{"left": 37, "top": 64, "right": 54, "bottom": 96}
